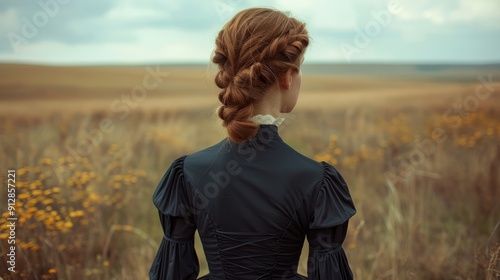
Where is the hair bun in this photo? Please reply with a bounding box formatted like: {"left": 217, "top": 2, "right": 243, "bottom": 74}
{"left": 212, "top": 8, "right": 309, "bottom": 143}
{"left": 215, "top": 71, "right": 232, "bottom": 89}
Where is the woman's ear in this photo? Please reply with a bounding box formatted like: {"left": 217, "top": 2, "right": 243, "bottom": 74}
{"left": 278, "top": 69, "right": 293, "bottom": 91}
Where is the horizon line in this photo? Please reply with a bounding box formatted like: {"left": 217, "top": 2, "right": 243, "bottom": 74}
{"left": 1, "top": 61, "right": 500, "bottom": 68}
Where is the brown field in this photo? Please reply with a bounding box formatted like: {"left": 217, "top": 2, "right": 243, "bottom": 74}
{"left": 0, "top": 63, "right": 499, "bottom": 279}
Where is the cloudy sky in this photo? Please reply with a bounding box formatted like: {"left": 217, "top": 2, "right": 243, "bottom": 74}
{"left": 0, "top": 0, "right": 499, "bottom": 65}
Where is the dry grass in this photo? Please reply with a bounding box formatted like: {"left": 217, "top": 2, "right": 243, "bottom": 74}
{"left": 0, "top": 64, "right": 499, "bottom": 279}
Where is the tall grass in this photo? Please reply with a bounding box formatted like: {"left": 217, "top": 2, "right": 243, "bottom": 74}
{"left": 0, "top": 100, "right": 499, "bottom": 279}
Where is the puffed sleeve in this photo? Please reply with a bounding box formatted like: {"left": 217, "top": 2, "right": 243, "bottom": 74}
{"left": 149, "top": 156, "right": 200, "bottom": 280}
{"left": 307, "top": 162, "right": 356, "bottom": 280}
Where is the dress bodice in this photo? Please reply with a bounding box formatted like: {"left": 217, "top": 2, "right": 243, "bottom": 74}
{"left": 150, "top": 124, "right": 356, "bottom": 279}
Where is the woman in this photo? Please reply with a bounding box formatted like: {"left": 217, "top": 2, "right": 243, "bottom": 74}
{"left": 150, "top": 7, "right": 356, "bottom": 280}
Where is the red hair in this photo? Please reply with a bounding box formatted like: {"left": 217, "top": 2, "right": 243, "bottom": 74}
{"left": 212, "top": 8, "right": 309, "bottom": 143}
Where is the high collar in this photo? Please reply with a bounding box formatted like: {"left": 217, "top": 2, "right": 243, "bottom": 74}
{"left": 250, "top": 114, "right": 285, "bottom": 127}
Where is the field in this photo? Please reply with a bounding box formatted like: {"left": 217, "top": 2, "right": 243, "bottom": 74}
{"left": 0, "top": 63, "right": 499, "bottom": 279}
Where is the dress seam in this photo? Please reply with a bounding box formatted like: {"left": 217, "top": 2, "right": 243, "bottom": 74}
{"left": 182, "top": 157, "right": 230, "bottom": 280}
{"left": 272, "top": 164, "right": 326, "bottom": 278}
{"left": 305, "top": 161, "right": 330, "bottom": 228}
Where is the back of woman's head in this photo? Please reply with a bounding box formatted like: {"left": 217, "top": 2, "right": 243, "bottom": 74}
{"left": 213, "top": 7, "right": 309, "bottom": 144}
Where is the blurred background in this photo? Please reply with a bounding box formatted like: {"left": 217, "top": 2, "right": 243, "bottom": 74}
{"left": 0, "top": 0, "right": 499, "bottom": 279}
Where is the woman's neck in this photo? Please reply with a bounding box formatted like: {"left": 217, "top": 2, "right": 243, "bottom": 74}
{"left": 252, "top": 86, "right": 282, "bottom": 118}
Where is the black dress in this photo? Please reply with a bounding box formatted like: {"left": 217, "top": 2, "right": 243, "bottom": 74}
{"left": 150, "top": 124, "right": 356, "bottom": 279}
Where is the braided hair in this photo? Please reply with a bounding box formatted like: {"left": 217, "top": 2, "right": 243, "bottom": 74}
{"left": 212, "top": 8, "right": 309, "bottom": 143}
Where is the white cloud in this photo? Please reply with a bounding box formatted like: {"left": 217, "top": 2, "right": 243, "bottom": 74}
{"left": 0, "top": 8, "right": 21, "bottom": 34}
{"left": 274, "top": 0, "right": 358, "bottom": 31}
{"left": 0, "top": 0, "right": 499, "bottom": 64}
{"left": 103, "top": 4, "right": 169, "bottom": 22}
{"left": 0, "top": 26, "right": 217, "bottom": 65}
{"left": 450, "top": 0, "right": 500, "bottom": 25}
{"left": 396, "top": 0, "right": 500, "bottom": 27}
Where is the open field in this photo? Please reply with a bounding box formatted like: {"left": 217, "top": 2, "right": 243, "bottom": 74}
{"left": 0, "top": 63, "right": 499, "bottom": 279}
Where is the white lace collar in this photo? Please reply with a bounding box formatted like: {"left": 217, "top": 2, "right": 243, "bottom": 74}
{"left": 249, "top": 114, "right": 285, "bottom": 127}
